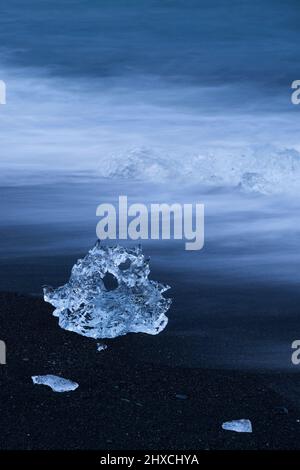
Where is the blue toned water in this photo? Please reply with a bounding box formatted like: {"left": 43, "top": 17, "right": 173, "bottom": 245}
{"left": 0, "top": 0, "right": 300, "bottom": 189}
{"left": 1, "top": 0, "right": 300, "bottom": 369}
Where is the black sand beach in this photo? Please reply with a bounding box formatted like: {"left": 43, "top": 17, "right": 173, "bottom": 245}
{"left": 1, "top": 291, "right": 300, "bottom": 450}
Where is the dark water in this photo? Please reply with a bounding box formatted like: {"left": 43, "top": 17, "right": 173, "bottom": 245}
{"left": 1, "top": 0, "right": 300, "bottom": 85}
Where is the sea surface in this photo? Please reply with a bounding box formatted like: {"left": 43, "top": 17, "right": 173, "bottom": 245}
{"left": 1, "top": 0, "right": 300, "bottom": 370}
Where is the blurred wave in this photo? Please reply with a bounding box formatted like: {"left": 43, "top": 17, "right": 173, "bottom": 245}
{"left": 1, "top": 0, "right": 300, "bottom": 194}
{"left": 0, "top": 64, "right": 300, "bottom": 195}
{"left": 97, "top": 145, "right": 300, "bottom": 195}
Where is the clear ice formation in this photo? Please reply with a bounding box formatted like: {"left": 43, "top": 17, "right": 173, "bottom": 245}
{"left": 44, "top": 243, "right": 171, "bottom": 339}
{"left": 31, "top": 375, "right": 79, "bottom": 392}
{"left": 222, "top": 419, "right": 252, "bottom": 433}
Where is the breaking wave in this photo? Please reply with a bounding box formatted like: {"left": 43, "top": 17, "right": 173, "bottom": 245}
{"left": 97, "top": 145, "right": 300, "bottom": 195}
{"left": 1, "top": 63, "right": 299, "bottom": 196}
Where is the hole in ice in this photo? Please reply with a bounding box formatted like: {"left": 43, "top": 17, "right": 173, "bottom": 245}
{"left": 102, "top": 272, "right": 119, "bottom": 291}
{"left": 118, "top": 259, "right": 131, "bottom": 271}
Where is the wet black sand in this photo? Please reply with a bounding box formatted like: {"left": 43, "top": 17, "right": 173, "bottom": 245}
{"left": 1, "top": 291, "right": 300, "bottom": 450}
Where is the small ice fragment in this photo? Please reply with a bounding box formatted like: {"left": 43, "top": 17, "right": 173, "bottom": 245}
{"left": 31, "top": 375, "right": 79, "bottom": 392}
{"left": 97, "top": 342, "right": 107, "bottom": 352}
{"left": 222, "top": 419, "right": 252, "bottom": 433}
{"left": 175, "top": 394, "right": 188, "bottom": 400}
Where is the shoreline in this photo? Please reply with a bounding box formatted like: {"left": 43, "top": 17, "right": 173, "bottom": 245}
{"left": 0, "top": 291, "right": 300, "bottom": 449}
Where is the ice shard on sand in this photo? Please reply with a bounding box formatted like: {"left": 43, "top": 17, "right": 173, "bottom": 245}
{"left": 222, "top": 419, "right": 252, "bottom": 433}
{"left": 31, "top": 375, "right": 79, "bottom": 392}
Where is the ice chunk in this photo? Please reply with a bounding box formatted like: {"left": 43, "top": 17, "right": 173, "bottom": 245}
{"left": 44, "top": 243, "right": 171, "bottom": 339}
{"left": 97, "top": 342, "right": 107, "bottom": 352}
{"left": 175, "top": 394, "right": 188, "bottom": 400}
{"left": 31, "top": 375, "right": 79, "bottom": 392}
{"left": 222, "top": 419, "right": 252, "bottom": 433}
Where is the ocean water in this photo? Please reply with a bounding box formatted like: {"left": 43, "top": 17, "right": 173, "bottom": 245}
{"left": 1, "top": 0, "right": 300, "bottom": 370}
{"left": 1, "top": 0, "right": 300, "bottom": 190}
